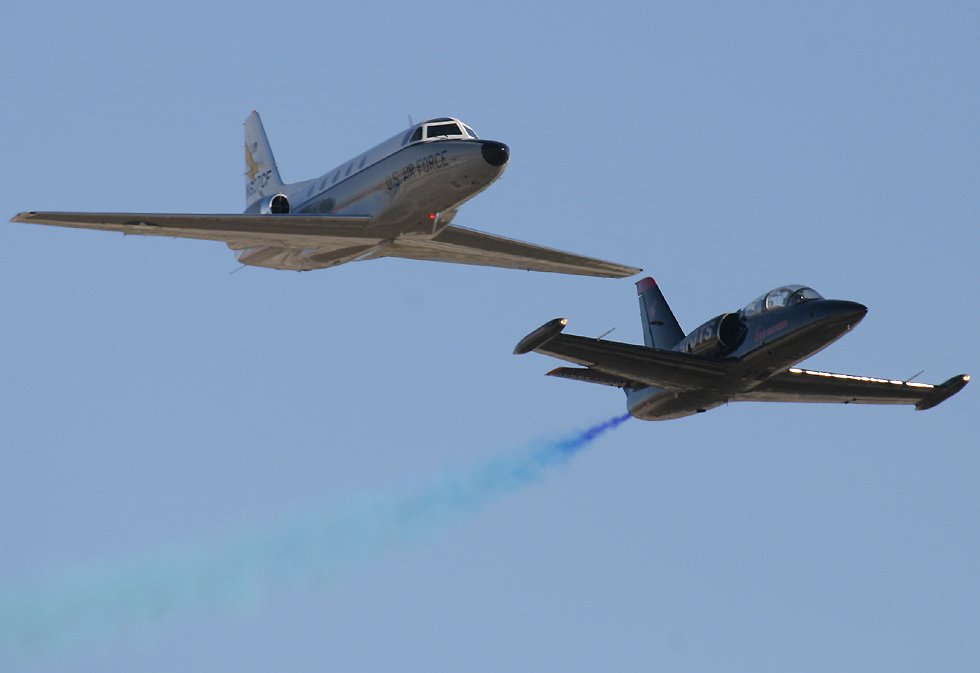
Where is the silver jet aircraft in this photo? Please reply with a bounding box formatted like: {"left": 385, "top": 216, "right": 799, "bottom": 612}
{"left": 12, "top": 112, "right": 639, "bottom": 277}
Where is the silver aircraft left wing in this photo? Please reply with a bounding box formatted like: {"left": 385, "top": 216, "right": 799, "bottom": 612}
{"left": 12, "top": 212, "right": 640, "bottom": 277}
{"left": 11, "top": 211, "right": 375, "bottom": 245}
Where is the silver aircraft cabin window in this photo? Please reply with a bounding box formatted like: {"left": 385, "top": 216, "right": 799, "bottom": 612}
{"left": 463, "top": 124, "right": 479, "bottom": 139}
{"left": 410, "top": 127, "right": 423, "bottom": 142}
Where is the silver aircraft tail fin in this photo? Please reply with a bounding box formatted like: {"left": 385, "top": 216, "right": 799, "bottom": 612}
{"left": 244, "top": 110, "right": 284, "bottom": 208}
{"left": 636, "top": 277, "right": 685, "bottom": 348}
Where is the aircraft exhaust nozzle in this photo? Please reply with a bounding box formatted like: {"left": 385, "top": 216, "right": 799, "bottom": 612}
{"left": 514, "top": 318, "right": 567, "bottom": 355}
{"left": 259, "top": 193, "right": 291, "bottom": 215}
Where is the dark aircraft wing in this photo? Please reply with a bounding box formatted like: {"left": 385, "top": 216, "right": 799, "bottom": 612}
{"left": 735, "top": 367, "right": 970, "bottom": 410}
{"left": 11, "top": 211, "right": 376, "bottom": 247}
{"left": 546, "top": 367, "right": 639, "bottom": 388}
{"left": 531, "top": 334, "right": 730, "bottom": 390}
{"left": 375, "top": 225, "right": 641, "bottom": 278}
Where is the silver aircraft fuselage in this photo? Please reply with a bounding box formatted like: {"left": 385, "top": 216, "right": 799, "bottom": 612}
{"left": 13, "top": 113, "right": 640, "bottom": 278}
{"left": 238, "top": 131, "right": 509, "bottom": 270}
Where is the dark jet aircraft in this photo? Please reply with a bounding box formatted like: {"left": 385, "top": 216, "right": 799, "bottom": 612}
{"left": 514, "top": 277, "right": 969, "bottom": 420}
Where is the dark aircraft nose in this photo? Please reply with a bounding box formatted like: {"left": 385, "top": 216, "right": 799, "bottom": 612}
{"left": 480, "top": 141, "right": 510, "bottom": 167}
{"left": 839, "top": 300, "right": 868, "bottom": 321}
{"left": 821, "top": 300, "right": 868, "bottom": 325}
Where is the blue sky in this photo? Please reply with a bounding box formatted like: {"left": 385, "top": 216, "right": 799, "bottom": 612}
{"left": 1, "top": 1, "right": 978, "bottom": 671}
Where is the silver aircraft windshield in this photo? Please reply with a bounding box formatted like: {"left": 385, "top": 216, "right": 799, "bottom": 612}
{"left": 425, "top": 121, "right": 464, "bottom": 139}
{"left": 741, "top": 285, "right": 823, "bottom": 317}
{"left": 404, "top": 118, "right": 479, "bottom": 145}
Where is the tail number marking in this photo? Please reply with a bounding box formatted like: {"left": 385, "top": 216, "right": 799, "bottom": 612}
{"left": 246, "top": 170, "right": 274, "bottom": 198}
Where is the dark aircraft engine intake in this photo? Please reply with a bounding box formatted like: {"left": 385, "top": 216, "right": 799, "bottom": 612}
{"left": 683, "top": 312, "right": 747, "bottom": 356}
{"left": 261, "top": 193, "right": 291, "bottom": 215}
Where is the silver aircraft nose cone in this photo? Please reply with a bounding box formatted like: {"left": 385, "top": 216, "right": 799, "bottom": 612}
{"left": 480, "top": 141, "right": 510, "bottom": 167}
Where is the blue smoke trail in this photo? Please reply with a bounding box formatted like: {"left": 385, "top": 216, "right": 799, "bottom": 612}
{"left": 0, "top": 414, "right": 630, "bottom": 662}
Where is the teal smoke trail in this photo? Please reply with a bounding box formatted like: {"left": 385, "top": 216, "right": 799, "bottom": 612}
{"left": 0, "top": 414, "right": 630, "bottom": 661}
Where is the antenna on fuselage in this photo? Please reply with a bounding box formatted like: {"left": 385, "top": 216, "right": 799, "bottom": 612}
{"left": 407, "top": 114, "right": 415, "bottom": 128}
{"left": 595, "top": 327, "right": 616, "bottom": 341}
{"left": 905, "top": 369, "right": 925, "bottom": 383}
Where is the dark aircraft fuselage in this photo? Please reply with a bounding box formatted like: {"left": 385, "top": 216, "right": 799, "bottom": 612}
{"left": 517, "top": 278, "right": 968, "bottom": 419}
{"left": 626, "top": 298, "right": 867, "bottom": 420}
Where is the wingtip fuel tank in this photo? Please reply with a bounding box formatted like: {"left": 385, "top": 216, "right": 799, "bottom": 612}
{"left": 915, "top": 374, "right": 971, "bottom": 411}
{"left": 514, "top": 318, "right": 567, "bottom": 355}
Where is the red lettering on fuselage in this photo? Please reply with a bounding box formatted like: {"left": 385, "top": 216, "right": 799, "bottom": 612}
{"left": 754, "top": 319, "right": 789, "bottom": 343}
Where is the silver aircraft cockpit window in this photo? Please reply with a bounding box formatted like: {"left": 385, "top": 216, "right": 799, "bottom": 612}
{"left": 404, "top": 119, "right": 471, "bottom": 144}
{"left": 424, "top": 122, "right": 464, "bottom": 139}
{"left": 742, "top": 285, "right": 823, "bottom": 317}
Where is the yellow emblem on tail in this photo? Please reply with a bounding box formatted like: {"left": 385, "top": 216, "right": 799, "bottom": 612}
{"left": 245, "top": 143, "right": 261, "bottom": 180}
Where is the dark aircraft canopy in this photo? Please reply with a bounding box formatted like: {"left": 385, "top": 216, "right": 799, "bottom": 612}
{"left": 741, "top": 285, "right": 823, "bottom": 317}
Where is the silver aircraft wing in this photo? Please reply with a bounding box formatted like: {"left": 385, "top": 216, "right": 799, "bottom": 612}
{"left": 375, "top": 224, "right": 641, "bottom": 278}
{"left": 532, "top": 334, "right": 730, "bottom": 390}
{"left": 734, "top": 368, "right": 970, "bottom": 410}
{"left": 11, "top": 211, "right": 375, "bottom": 247}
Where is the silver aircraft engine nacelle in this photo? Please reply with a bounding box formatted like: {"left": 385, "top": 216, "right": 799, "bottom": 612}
{"left": 260, "top": 193, "right": 291, "bottom": 215}
{"left": 514, "top": 318, "right": 568, "bottom": 355}
{"left": 677, "top": 312, "right": 747, "bottom": 356}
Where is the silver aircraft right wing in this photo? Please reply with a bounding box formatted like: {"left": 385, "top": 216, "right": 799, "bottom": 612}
{"left": 372, "top": 224, "right": 641, "bottom": 278}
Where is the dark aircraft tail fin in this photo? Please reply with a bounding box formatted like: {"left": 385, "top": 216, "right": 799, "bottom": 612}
{"left": 636, "top": 277, "right": 684, "bottom": 348}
